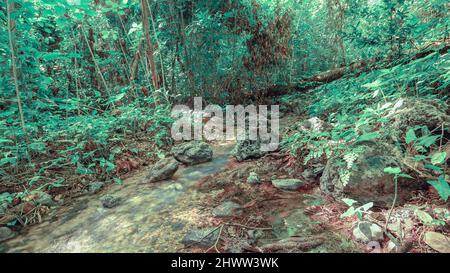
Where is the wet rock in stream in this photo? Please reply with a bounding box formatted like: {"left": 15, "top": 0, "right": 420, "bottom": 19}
{"left": 181, "top": 228, "right": 220, "bottom": 247}
{"left": 171, "top": 142, "right": 213, "bottom": 165}
{"left": 100, "top": 195, "right": 122, "bottom": 209}
{"left": 144, "top": 157, "right": 179, "bottom": 183}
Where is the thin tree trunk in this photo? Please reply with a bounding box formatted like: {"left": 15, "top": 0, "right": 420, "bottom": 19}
{"left": 7, "top": 1, "right": 27, "bottom": 138}
{"left": 147, "top": 0, "right": 167, "bottom": 101}
{"left": 141, "top": 0, "right": 160, "bottom": 104}
{"left": 80, "top": 24, "right": 112, "bottom": 105}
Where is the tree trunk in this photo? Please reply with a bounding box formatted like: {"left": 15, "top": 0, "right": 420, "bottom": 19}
{"left": 7, "top": 1, "right": 27, "bottom": 138}
{"left": 141, "top": 0, "right": 160, "bottom": 103}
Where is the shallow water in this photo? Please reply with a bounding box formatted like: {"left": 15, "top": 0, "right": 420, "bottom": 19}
{"left": 4, "top": 142, "right": 235, "bottom": 253}
{"left": 3, "top": 137, "right": 357, "bottom": 253}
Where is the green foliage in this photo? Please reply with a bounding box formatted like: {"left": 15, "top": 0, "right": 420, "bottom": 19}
{"left": 1, "top": 0, "right": 450, "bottom": 227}
{"left": 428, "top": 176, "right": 450, "bottom": 202}
{"left": 340, "top": 198, "right": 374, "bottom": 220}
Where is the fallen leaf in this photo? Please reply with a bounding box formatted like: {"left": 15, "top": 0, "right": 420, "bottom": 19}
{"left": 424, "top": 232, "right": 450, "bottom": 253}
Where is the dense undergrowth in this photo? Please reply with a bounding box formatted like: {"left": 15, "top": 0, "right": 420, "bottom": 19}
{"left": 1, "top": 0, "right": 449, "bottom": 235}
{"left": 281, "top": 49, "right": 450, "bottom": 202}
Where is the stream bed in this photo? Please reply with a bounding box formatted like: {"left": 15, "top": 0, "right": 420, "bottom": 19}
{"left": 3, "top": 140, "right": 356, "bottom": 253}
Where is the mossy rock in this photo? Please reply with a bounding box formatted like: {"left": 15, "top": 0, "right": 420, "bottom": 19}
{"left": 320, "top": 141, "right": 422, "bottom": 207}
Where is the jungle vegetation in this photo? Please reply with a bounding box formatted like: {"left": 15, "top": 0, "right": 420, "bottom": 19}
{"left": 0, "top": 0, "right": 449, "bottom": 242}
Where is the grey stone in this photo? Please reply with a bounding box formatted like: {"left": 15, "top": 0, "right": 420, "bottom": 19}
{"left": 301, "top": 117, "right": 324, "bottom": 133}
{"left": 100, "top": 195, "right": 122, "bottom": 208}
{"left": 88, "top": 182, "right": 105, "bottom": 194}
{"left": 0, "top": 227, "right": 16, "bottom": 243}
{"left": 145, "top": 157, "right": 179, "bottom": 183}
{"left": 320, "top": 142, "right": 421, "bottom": 207}
{"left": 352, "top": 221, "right": 384, "bottom": 243}
{"left": 246, "top": 172, "right": 260, "bottom": 184}
{"left": 212, "top": 201, "right": 242, "bottom": 217}
{"left": 171, "top": 222, "right": 185, "bottom": 231}
{"left": 181, "top": 228, "right": 220, "bottom": 247}
{"left": 171, "top": 142, "right": 213, "bottom": 165}
{"left": 272, "top": 179, "right": 305, "bottom": 191}
{"left": 232, "top": 139, "right": 266, "bottom": 161}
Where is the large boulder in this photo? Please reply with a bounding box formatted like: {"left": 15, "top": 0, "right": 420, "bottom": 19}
{"left": 144, "top": 157, "right": 179, "bottom": 183}
{"left": 320, "top": 141, "right": 420, "bottom": 207}
{"left": 232, "top": 139, "right": 266, "bottom": 161}
{"left": 389, "top": 98, "right": 450, "bottom": 134}
{"left": 171, "top": 141, "right": 213, "bottom": 165}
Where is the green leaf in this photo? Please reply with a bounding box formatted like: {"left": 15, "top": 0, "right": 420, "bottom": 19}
{"left": 76, "top": 163, "right": 95, "bottom": 175}
{"left": 424, "top": 164, "right": 443, "bottom": 173}
{"left": 359, "top": 202, "right": 374, "bottom": 212}
{"left": 54, "top": 5, "right": 66, "bottom": 16}
{"left": 398, "top": 173, "right": 414, "bottom": 179}
{"left": 0, "top": 139, "right": 13, "bottom": 144}
{"left": 416, "top": 210, "right": 434, "bottom": 225}
{"left": 405, "top": 129, "right": 417, "bottom": 144}
{"left": 342, "top": 198, "right": 358, "bottom": 207}
{"left": 356, "top": 132, "right": 380, "bottom": 142}
{"left": 0, "top": 192, "right": 14, "bottom": 204}
{"left": 414, "top": 155, "right": 427, "bottom": 162}
{"left": 340, "top": 207, "right": 356, "bottom": 218}
{"left": 431, "top": 152, "right": 446, "bottom": 165}
{"left": 428, "top": 176, "right": 450, "bottom": 202}
{"left": 114, "top": 177, "right": 123, "bottom": 185}
{"left": 384, "top": 167, "right": 401, "bottom": 175}
{"left": 28, "top": 176, "right": 42, "bottom": 186}
{"left": 418, "top": 135, "right": 440, "bottom": 148}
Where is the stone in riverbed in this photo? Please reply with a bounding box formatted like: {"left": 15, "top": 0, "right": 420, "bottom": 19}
{"left": 0, "top": 227, "right": 16, "bottom": 243}
{"left": 352, "top": 221, "right": 384, "bottom": 243}
{"left": 320, "top": 141, "right": 422, "bottom": 207}
{"left": 272, "top": 179, "right": 305, "bottom": 191}
{"left": 100, "top": 195, "right": 122, "bottom": 208}
{"left": 232, "top": 139, "right": 266, "bottom": 161}
{"left": 246, "top": 172, "right": 260, "bottom": 184}
{"left": 144, "top": 157, "right": 179, "bottom": 183}
{"left": 212, "top": 201, "right": 242, "bottom": 217}
{"left": 171, "top": 141, "right": 213, "bottom": 165}
{"left": 181, "top": 228, "right": 220, "bottom": 247}
{"left": 88, "top": 182, "right": 105, "bottom": 194}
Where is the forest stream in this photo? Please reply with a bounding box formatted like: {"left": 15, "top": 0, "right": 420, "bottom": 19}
{"left": 1, "top": 135, "right": 355, "bottom": 253}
